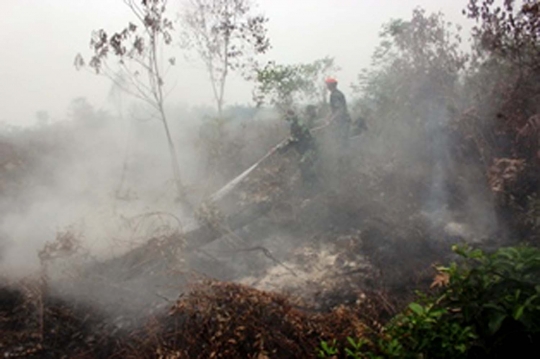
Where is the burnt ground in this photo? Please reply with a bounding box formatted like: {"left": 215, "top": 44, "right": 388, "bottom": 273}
{"left": 0, "top": 127, "right": 503, "bottom": 358}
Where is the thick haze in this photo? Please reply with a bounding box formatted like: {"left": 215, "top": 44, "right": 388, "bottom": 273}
{"left": 1, "top": 0, "right": 470, "bottom": 126}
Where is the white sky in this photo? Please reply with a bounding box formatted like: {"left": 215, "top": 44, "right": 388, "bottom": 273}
{"left": 1, "top": 0, "right": 471, "bottom": 126}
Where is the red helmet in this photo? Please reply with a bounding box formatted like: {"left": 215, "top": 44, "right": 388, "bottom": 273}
{"left": 325, "top": 77, "right": 338, "bottom": 84}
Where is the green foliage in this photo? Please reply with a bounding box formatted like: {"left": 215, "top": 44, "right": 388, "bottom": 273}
{"left": 318, "top": 337, "right": 382, "bottom": 359}
{"left": 443, "top": 245, "right": 540, "bottom": 346}
{"left": 319, "top": 245, "right": 540, "bottom": 358}
{"left": 318, "top": 339, "right": 338, "bottom": 358}
{"left": 377, "top": 300, "right": 476, "bottom": 358}
{"left": 252, "top": 57, "right": 339, "bottom": 112}
{"left": 344, "top": 338, "right": 381, "bottom": 359}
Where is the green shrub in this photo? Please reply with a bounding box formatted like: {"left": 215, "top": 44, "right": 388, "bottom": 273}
{"left": 439, "top": 245, "right": 540, "bottom": 356}
{"left": 318, "top": 244, "right": 540, "bottom": 358}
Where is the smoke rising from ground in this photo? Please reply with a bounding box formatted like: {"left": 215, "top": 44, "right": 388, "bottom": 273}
{"left": 0, "top": 99, "right": 289, "bottom": 278}
{"left": 0, "top": 76, "right": 499, "bottom": 297}
{"left": 0, "top": 7, "right": 507, "bottom": 333}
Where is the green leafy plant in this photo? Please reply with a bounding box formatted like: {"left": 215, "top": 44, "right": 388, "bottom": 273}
{"left": 377, "top": 300, "right": 476, "bottom": 358}
{"left": 319, "top": 244, "right": 540, "bottom": 358}
{"left": 439, "top": 244, "right": 540, "bottom": 355}
{"left": 252, "top": 57, "right": 339, "bottom": 113}
{"left": 318, "top": 339, "right": 338, "bottom": 358}
{"left": 344, "top": 337, "right": 383, "bottom": 359}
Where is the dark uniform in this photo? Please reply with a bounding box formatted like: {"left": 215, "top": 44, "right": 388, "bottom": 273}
{"left": 281, "top": 111, "right": 318, "bottom": 187}
{"left": 329, "top": 88, "right": 351, "bottom": 146}
{"left": 304, "top": 105, "right": 318, "bottom": 129}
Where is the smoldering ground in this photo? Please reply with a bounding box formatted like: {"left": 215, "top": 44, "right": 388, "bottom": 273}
{"left": 0, "top": 100, "right": 294, "bottom": 311}
{"left": 0, "top": 88, "right": 510, "bottom": 359}
{"left": 0, "top": 86, "right": 500, "bottom": 318}
{"left": 0, "top": 102, "right": 213, "bottom": 276}
{"left": 0, "top": 8, "right": 502, "bottom": 326}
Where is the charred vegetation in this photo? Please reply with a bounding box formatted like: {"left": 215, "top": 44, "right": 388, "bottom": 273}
{"left": 2, "top": 0, "right": 540, "bottom": 357}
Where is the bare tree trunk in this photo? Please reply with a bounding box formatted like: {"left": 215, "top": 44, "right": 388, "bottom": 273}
{"left": 150, "top": 32, "right": 190, "bottom": 207}
{"left": 159, "top": 106, "right": 188, "bottom": 204}
{"left": 208, "top": 63, "right": 224, "bottom": 118}
{"left": 217, "top": 35, "right": 229, "bottom": 119}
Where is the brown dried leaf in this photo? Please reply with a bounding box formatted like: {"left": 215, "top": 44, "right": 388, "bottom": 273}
{"left": 431, "top": 272, "right": 450, "bottom": 288}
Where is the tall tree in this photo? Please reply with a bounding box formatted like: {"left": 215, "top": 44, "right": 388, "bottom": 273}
{"left": 465, "top": 0, "right": 540, "bottom": 68}
{"left": 179, "top": 0, "right": 270, "bottom": 116}
{"left": 460, "top": 0, "right": 540, "bottom": 205}
{"left": 351, "top": 9, "right": 470, "bottom": 214}
{"left": 75, "top": 0, "right": 189, "bottom": 205}
{"left": 355, "top": 8, "right": 468, "bottom": 133}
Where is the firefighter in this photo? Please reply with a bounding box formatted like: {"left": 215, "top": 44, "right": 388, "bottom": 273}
{"left": 325, "top": 77, "right": 351, "bottom": 145}
{"left": 325, "top": 78, "right": 352, "bottom": 170}
{"left": 280, "top": 110, "right": 318, "bottom": 187}
{"left": 304, "top": 104, "right": 318, "bottom": 129}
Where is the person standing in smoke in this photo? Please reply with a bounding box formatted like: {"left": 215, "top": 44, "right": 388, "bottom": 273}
{"left": 304, "top": 104, "right": 319, "bottom": 129}
{"left": 279, "top": 110, "right": 318, "bottom": 189}
{"left": 325, "top": 77, "right": 352, "bottom": 167}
